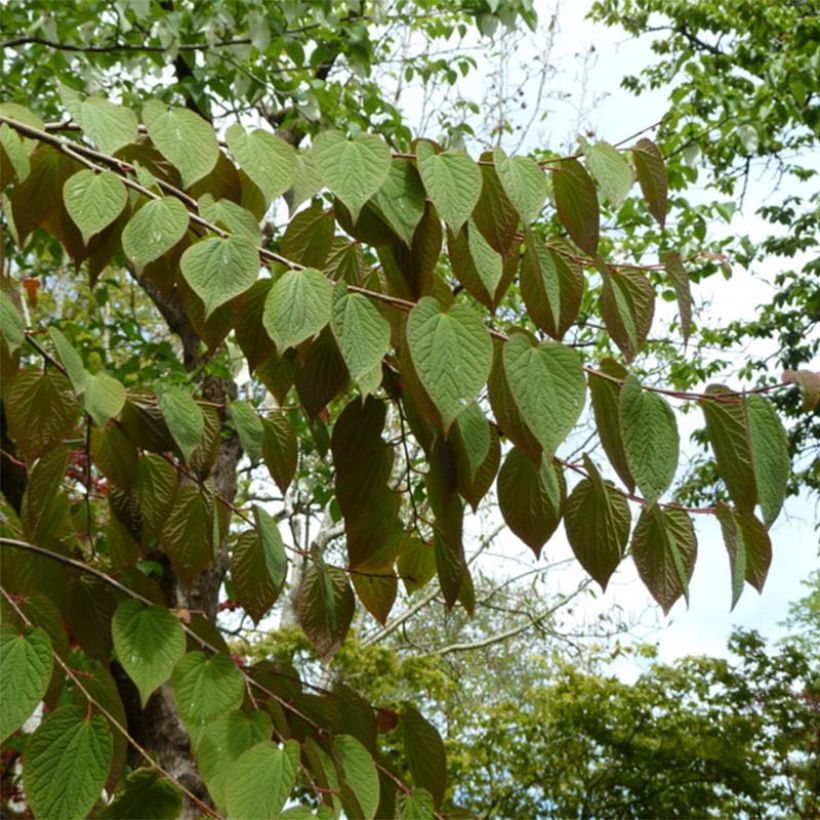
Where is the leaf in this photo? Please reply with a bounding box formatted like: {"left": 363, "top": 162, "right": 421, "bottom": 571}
{"left": 6, "top": 368, "right": 79, "bottom": 460}
{"left": 112, "top": 600, "right": 186, "bottom": 706}
{"left": 588, "top": 359, "right": 635, "bottom": 492}
{"left": 583, "top": 140, "right": 634, "bottom": 209}
{"left": 631, "top": 505, "right": 697, "bottom": 614}
{"left": 700, "top": 386, "right": 757, "bottom": 516}
{"left": 231, "top": 507, "right": 287, "bottom": 624}
{"left": 632, "top": 138, "right": 668, "bottom": 227}
{"left": 715, "top": 502, "right": 772, "bottom": 609}
{"left": 59, "top": 85, "right": 138, "bottom": 155}
{"left": 228, "top": 400, "right": 264, "bottom": 462}
{"left": 783, "top": 368, "right": 820, "bottom": 411}
{"left": 48, "top": 326, "right": 88, "bottom": 394}
{"left": 400, "top": 789, "right": 436, "bottom": 819}
{"left": 281, "top": 203, "right": 335, "bottom": 268}
{"left": 160, "top": 485, "right": 214, "bottom": 585}
{"left": 284, "top": 150, "right": 323, "bottom": 214}
{"left": 497, "top": 449, "right": 564, "bottom": 559}
{"left": 552, "top": 158, "right": 599, "bottom": 255}
{"left": 159, "top": 387, "right": 205, "bottom": 464}
{"left": 143, "top": 100, "right": 219, "bottom": 188}
{"left": 261, "top": 412, "right": 298, "bottom": 494}
{"left": 197, "top": 710, "right": 273, "bottom": 811}
{"left": 406, "top": 297, "right": 492, "bottom": 432}
{"left": 171, "top": 651, "right": 245, "bottom": 743}
{"left": 263, "top": 268, "right": 333, "bottom": 351}
{"left": 401, "top": 705, "right": 446, "bottom": 808}
{"left": 0, "top": 289, "right": 25, "bottom": 353}
{"left": 62, "top": 169, "right": 127, "bottom": 245}
{"left": 331, "top": 288, "right": 390, "bottom": 395}
{"left": 99, "top": 768, "right": 183, "bottom": 820}
{"left": 84, "top": 371, "right": 127, "bottom": 426}
{"left": 226, "top": 124, "right": 296, "bottom": 204}
{"left": 136, "top": 453, "right": 178, "bottom": 533}
{"left": 0, "top": 625, "right": 52, "bottom": 742}
{"left": 21, "top": 445, "right": 70, "bottom": 542}
{"left": 520, "top": 237, "right": 584, "bottom": 339}
{"left": 297, "top": 562, "right": 355, "bottom": 658}
{"left": 451, "top": 402, "right": 491, "bottom": 488}
{"left": 502, "top": 331, "right": 586, "bottom": 459}
{"left": 599, "top": 266, "right": 655, "bottom": 362}
{"left": 415, "top": 141, "right": 482, "bottom": 233}
{"left": 619, "top": 374, "right": 679, "bottom": 504}
{"left": 397, "top": 535, "right": 436, "bottom": 595}
{"left": 121, "top": 197, "right": 189, "bottom": 266}
{"left": 180, "top": 235, "right": 259, "bottom": 318}
{"left": 493, "top": 147, "right": 547, "bottom": 224}
{"left": 745, "top": 394, "right": 790, "bottom": 527}
{"left": 23, "top": 705, "right": 112, "bottom": 820}
{"left": 198, "top": 194, "right": 261, "bottom": 243}
{"left": 225, "top": 740, "right": 300, "bottom": 820}
{"left": 311, "top": 131, "right": 391, "bottom": 222}
{"left": 564, "top": 455, "right": 631, "bottom": 590}
{"left": 351, "top": 568, "right": 398, "bottom": 626}
{"left": 662, "top": 251, "right": 692, "bottom": 342}
{"left": 335, "top": 734, "right": 380, "bottom": 820}
{"left": 372, "top": 158, "right": 426, "bottom": 245}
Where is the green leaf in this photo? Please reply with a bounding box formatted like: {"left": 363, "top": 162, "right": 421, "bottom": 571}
{"left": 331, "top": 288, "right": 390, "bottom": 395}
{"left": 122, "top": 196, "right": 190, "bottom": 266}
{"left": 311, "top": 131, "right": 391, "bottom": 222}
{"left": 583, "top": 140, "right": 634, "bottom": 209}
{"left": 552, "top": 158, "right": 599, "bottom": 255}
{"left": 745, "top": 394, "right": 790, "bottom": 527}
{"left": 84, "top": 371, "right": 127, "bottom": 426}
{"left": 715, "top": 503, "right": 772, "bottom": 609}
{"left": 397, "top": 534, "right": 436, "bottom": 595}
{"left": 351, "top": 568, "right": 398, "bottom": 626}
{"left": 632, "top": 138, "right": 668, "bottom": 228}
{"left": 400, "top": 789, "right": 436, "bottom": 819}
{"left": 631, "top": 505, "right": 697, "bottom": 614}
{"left": 662, "top": 251, "right": 692, "bottom": 342}
{"left": 406, "top": 297, "right": 492, "bottom": 432}
{"left": 171, "top": 651, "right": 244, "bottom": 743}
{"left": 160, "top": 485, "right": 214, "bottom": 585}
{"left": 284, "top": 150, "right": 323, "bottom": 214}
{"left": 261, "top": 412, "right": 298, "bottom": 494}
{"left": 62, "top": 170, "right": 127, "bottom": 244}
{"left": 497, "top": 449, "right": 564, "bottom": 558}
{"left": 224, "top": 740, "right": 300, "bottom": 820}
{"left": 520, "top": 238, "right": 584, "bottom": 340}
{"left": 401, "top": 705, "right": 446, "bottom": 808}
{"left": 136, "top": 453, "right": 178, "bottom": 533}
{"left": 619, "top": 374, "right": 679, "bottom": 504}
{"left": 0, "top": 123, "right": 31, "bottom": 182}
{"left": 6, "top": 368, "right": 80, "bottom": 460}
{"left": 335, "top": 734, "right": 380, "bottom": 820}
{"left": 297, "top": 562, "right": 355, "bottom": 658}
{"left": 197, "top": 710, "right": 273, "bottom": 811}
{"left": 451, "top": 402, "right": 491, "bottom": 488}
{"left": 100, "top": 768, "right": 183, "bottom": 819}
{"left": 229, "top": 400, "right": 264, "bottom": 462}
{"left": 112, "top": 600, "right": 186, "bottom": 706}
{"left": 231, "top": 507, "right": 287, "bottom": 624}
{"left": 564, "top": 455, "right": 631, "bottom": 590}
{"left": 23, "top": 705, "right": 112, "bottom": 820}
{"left": 180, "top": 235, "right": 259, "bottom": 318}
{"left": 416, "top": 141, "right": 482, "bottom": 233}
{"left": 198, "top": 194, "right": 261, "bottom": 243}
{"left": 701, "top": 386, "right": 757, "bottom": 516}
{"left": 372, "top": 158, "right": 426, "bottom": 245}
{"left": 493, "top": 148, "right": 547, "bottom": 224}
{"left": 143, "top": 101, "right": 219, "bottom": 188}
{"left": 0, "top": 290, "right": 25, "bottom": 353}
{"left": 48, "top": 326, "right": 89, "bottom": 394}
{"left": 0, "top": 625, "right": 52, "bottom": 742}
{"left": 159, "top": 387, "right": 205, "bottom": 464}
{"left": 599, "top": 266, "right": 655, "bottom": 362}
{"left": 263, "top": 268, "right": 333, "bottom": 351}
{"left": 503, "top": 331, "right": 586, "bottom": 459}
{"left": 59, "top": 86, "right": 138, "bottom": 155}
{"left": 226, "top": 124, "right": 296, "bottom": 205}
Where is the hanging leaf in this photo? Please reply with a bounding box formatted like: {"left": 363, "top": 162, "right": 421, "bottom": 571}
{"left": 397, "top": 535, "right": 436, "bottom": 596}
{"left": 112, "top": 600, "right": 186, "bottom": 706}
{"left": 121, "top": 197, "right": 189, "bottom": 267}
{"left": 48, "top": 326, "right": 89, "bottom": 394}
{"left": 142, "top": 101, "right": 219, "bottom": 188}
{"left": 372, "top": 158, "right": 427, "bottom": 245}
{"left": 297, "top": 562, "right": 355, "bottom": 658}
{"left": 99, "top": 769, "right": 183, "bottom": 820}
{"left": 631, "top": 505, "right": 697, "bottom": 614}
{"left": 715, "top": 502, "right": 772, "bottom": 609}
{"left": 401, "top": 705, "right": 446, "bottom": 808}
{"left": 334, "top": 734, "right": 380, "bottom": 820}
{"left": 599, "top": 265, "right": 655, "bottom": 362}
{"left": 583, "top": 140, "right": 634, "bottom": 209}
{"left": 493, "top": 147, "right": 547, "bottom": 224}
{"left": 136, "top": 453, "right": 178, "bottom": 534}
{"left": 745, "top": 394, "right": 790, "bottom": 527}
{"left": 160, "top": 485, "right": 214, "bottom": 585}
{"left": 782, "top": 369, "right": 820, "bottom": 411}
{"left": 351, "top": 569, "right": 398, "bottom": 626}
{"left": 226, "top": 124, "right": 296, "bottom": 205}
{"left": 59, "top": 89, "right": 138, "bottom": 155}
{"left": 159, "top": 387, "right": 205, "bottom": 463}
{"left": 284, "top": 150, "right": 323, "bottom": 214}
{"left": 415, "top": 140, "right": 482, "bottom": 234}
{"left": 632, "top": 137, "right": 668, "bottom": 228}
{"left": 503, "top": 331, "right": 586, "bottom": 459}
{"left": 224, "top": 740, "right": 300, "bottom": 820}
{"left": 564, "top": 455, "right": 631, "bottom": 590}
{"left": 63, "top": 170, "right": 127, "bottom": 244}
{"left": 263, "top": 268, "right": 333, "bottom": 351}
{"left": 261, "top": 412, "right": 298, "bottom": 494}
{"left": 662, "top": 251, "right": 693, "bottom": 342}
{"left": 0, "top": 625, "right": 52, "bottom": 742}
{"left": 406, "top": 297, "right": 492, "bottom": 432}
{"left": 0, "top": 290, "right": 25, "bottom": 353}
{"left": 281, "top": 203, "right": 335, "bottom": 268}
{"left": 400, "top": 789, "right": 436, "bottom": 819}
{"left": 229, "top": 400, "right": 264, "bottom": 462}
{"left": 84, "top": 371, "right": 127, "bottom": 426}
{"left": 311, "top": 131, "right": 391, "bottom": 222}
{"left": 552, "top": 158, "right": 599, "bottom": 255}
{"left": 198, "top": 194, "right": 261, "bottom": 243}
{"left": 619, "top": 374, "right": 679, "bottom": 504}
{"left": 23, "top": 705, "right": 112, "bottom": 820}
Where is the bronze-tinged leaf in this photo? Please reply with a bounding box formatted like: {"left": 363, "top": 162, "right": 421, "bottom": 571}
{"left": 715, "top": 502, "right": 772, "bottom": 610}
{"left": 351, "top": 568, "right": 398, "bottom": 626}
{"left": 471, "top": 151, "right": 519, "bottom": 255}
{"left": 632, "top": 138, "right": 668, "bottom": 228}
{"left": 281, "top": 202, "right": 335, "bottom": 268}
{"left": 551, "top": 158, "right": 599, "bottom": 256}
{"left": 783, "top": 369, "right": 820, "bottom": 411}
{"left": 293, "top": 327, "right": 349, "bottom": 418}
{"left": 297, "top": 562, "right": 355, "bottom": 658}
{"left": 661, "top": 251, "right": 692, "bottom": 342}
{"left": 261, "top": 411, "right": 298, "bottom": 495}
{"left": 599, "top": 264, "right": 655, "bottom": 362}
{"left": 159, "top": 485, "right": 214, "bottom": 586}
